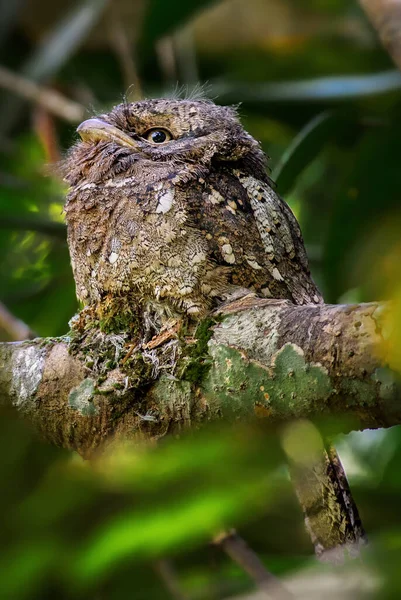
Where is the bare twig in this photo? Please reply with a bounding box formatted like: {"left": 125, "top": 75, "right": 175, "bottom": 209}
{"left": 153, "top": 559, "right": 189, "bottom": 600}
{"left": 359, "top": 0, "right": 401, "bottom": 72}
{"left": 0, "top": 65, "right": 85, "bottom": 123}
{"left": 174, "top": 25, "right": 199, "bottom": 85}
{"left": 0, "top": 302, "right": 36, "bottom": 341}
{"left": 156, "top": 37, "right": 178, "bottom": 85}
{"left": 0, "top": 0, "right": 108, "bottom": 134}
{"left": 109, "top": 6, "right": 143, "bottom": 100}
{"left": 33, "top": 105, "right": 62, "bottom": 163}
{"left": 214, "top": 531, "right": 292, "bottom": 599}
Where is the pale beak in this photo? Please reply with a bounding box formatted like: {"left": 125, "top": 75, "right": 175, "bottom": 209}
{"left": 76, "top": 118, "right": 140, "bottom": 150}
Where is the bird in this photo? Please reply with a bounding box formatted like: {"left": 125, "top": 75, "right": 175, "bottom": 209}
{"left": 62, "top": 99, "right": 322, "bottom": 316}
{"left": 62, "top": 97, "right": 365, "bottom": 558}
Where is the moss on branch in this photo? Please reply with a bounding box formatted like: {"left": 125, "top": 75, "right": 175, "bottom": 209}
{"left": 0, "top": 300, "right": 399, "bottom": 457}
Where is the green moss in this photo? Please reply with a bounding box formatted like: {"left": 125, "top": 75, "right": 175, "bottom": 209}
{"left": 122, "top": 352, "right": 153, "bottom": 387}
{"left": 153, "top": 377, "right": 192, "bottom": 409}
{"left": 68, "top": 297, "right": 142, "bottom": 339}
{"left": 98, "top": 311, "right": 138, "bottom": 335}
{"left": 339, "top": 378, "right": 377, "bottom": 407}
{"left": 177, "top": 317, "right": 219, "bottom": 385}
{"left": 37, "top": 337, "right": 61, "bottom": 348}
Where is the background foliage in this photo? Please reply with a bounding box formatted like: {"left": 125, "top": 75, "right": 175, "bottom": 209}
{"left": 1, "top": 0, "right": 401, "bottom": 598}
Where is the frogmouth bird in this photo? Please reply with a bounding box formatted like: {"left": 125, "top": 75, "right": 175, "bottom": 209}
{"left": 62, "top": 98, "right": 365, "bottom": 558}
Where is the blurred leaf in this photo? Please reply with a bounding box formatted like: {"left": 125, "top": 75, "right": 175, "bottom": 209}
{"left": 0, "top": 542, "right": 59, "bottom": 600}
{"left": 71, "top": 426, "right": 287, "bottom": 584}
{"left": 75, "top": 484, "right": 264, "bottom": 583}
{"left": 377, "top": 289, "right": 401, "bottom": 377}
{"left": 212, "top": 70, "right": 401, "bottom": 103}
{"left": 0, "top": 412, "right": 294, "bottom": 597}
{"left": 273, "top": 110, "right": 357, "bottom": 195}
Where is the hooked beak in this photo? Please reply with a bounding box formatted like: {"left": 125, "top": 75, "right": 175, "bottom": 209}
{"left": 76, "top": 118, "right": 140, "bottom": 150}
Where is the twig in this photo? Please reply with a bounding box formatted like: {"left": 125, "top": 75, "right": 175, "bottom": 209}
{"left": 174, "top": 25, "right": 199, "bottom": 85}
{"left": 109, "top": 8, "right": 143, "bottom": 100}
{"left": 0, "top": 65, "right": 85, "bottom": 123}
{"left": 214, "top": 530, "right": 293, "bottom": 599}
{"left": 0, "top": 302, "right": 36, "bottom": 341}
{"left": 156, "top": 37, "right": 178, "bottom": 85}
{"left": 33, "top": 105, "right": 62, "bottom": 163}
{"left": 156, "top": 26, "right": 198, "bottom": 89}
{"left": 153, "top": 559, "right": 189, "bottom": 600}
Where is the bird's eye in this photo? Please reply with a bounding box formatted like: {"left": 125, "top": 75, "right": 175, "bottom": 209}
{"left": 144, "top": 128, "right": 172, "bottom": 144}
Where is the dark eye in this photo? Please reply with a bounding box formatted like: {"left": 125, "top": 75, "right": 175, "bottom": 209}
{"left": 144, "top": 128, "right": 172, "bottom": 144}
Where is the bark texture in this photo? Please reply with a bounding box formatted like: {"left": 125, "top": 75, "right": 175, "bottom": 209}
{"left": 0, "top": 300, "right": 397, "bottom": 458}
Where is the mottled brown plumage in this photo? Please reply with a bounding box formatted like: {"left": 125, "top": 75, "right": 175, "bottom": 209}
{"left": 62, "top": 98, "right": 365, "bottom": 558}
{"left": 62, "top": 99, "right": 322, "bottom": 316}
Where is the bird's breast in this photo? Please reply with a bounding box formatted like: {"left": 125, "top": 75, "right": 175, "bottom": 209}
{"left": 65, "top": 178, "right": 202, "bottom": 302}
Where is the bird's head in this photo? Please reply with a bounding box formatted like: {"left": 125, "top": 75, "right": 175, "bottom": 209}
{"left": 61, "top": 99, "right": 267, "bottom": 186}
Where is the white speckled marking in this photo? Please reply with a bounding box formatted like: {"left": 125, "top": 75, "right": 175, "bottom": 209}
{"left": 77, "top": 181, "right": 96, "bottom": 191}
{"left": 209, "top": 189, "right": 225, "bottom": 205}
{"left": 104, "top": 175, "right": 136, "bottom": 188}
{"left": 246, "top": 258, "right": 262, "bottom": 270}
{"left": 222, "top": 243, "right": 233, "bottom": 254}
{"left": 191, "top": 252, "right": 207, "bottom": 265}
{"left": 108, "top": 252, "right": 119, "bottom": 264}
{"left": 156, "top": 190, "right": 174, "bottom": 214}
{"left": 179, "top": 286, "right": 194, "bottom": 295}
{"left": 110, "top": 237, "right": 121, "bottom": 252}
{"left": 221, "top": 243, "right": 236, "bottom": 264}
{"left": 272, "top": 267, "right": 284, "bottom": 281}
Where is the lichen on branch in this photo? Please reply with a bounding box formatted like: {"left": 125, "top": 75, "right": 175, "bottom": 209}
{"left": 0, "top": 300, "right": 398, "bottom": 457}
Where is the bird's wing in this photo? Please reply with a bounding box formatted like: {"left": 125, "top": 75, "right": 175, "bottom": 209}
{"left": 234, "top": 171, "right": 323, "bottom": 305}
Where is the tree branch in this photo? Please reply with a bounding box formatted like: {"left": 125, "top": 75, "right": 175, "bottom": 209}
{"left": 214, "top": 530, "right": 292, "bottom": 599}
{"left": 0, "top": 300, "right": 397, "bottom": 457}
{"left": 0, "top": 301, "right": 36, "bottom": 341}
{"left": 0, "top": 64, "right": 85, "bottom": 123}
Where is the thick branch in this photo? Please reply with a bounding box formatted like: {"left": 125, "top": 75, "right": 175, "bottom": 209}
{"left": 0, "top": 301, "right": 397, "bottom": 457}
